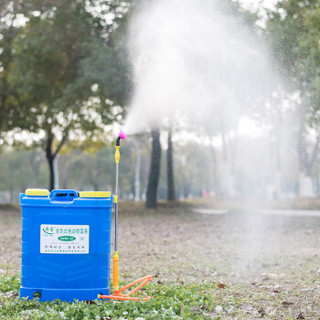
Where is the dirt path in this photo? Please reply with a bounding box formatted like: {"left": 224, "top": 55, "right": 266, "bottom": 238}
{"left": 0, "top": 202, "right": 319, "bottom": 319}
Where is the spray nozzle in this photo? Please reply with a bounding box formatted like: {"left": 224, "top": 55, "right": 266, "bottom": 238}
{"left": 118, "top": 130, "right": 127, "bottom": 140}
{"left": 116, "top": 130, "right": 127, "bottom": 146}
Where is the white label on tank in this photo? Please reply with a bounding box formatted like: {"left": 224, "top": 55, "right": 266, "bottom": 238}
{"left": 40, "top": 224, "right": 89, "bottom": 254}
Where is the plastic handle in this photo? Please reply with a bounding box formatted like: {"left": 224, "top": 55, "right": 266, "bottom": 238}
{"left": 50, "top": 189, "right": 78, "bottom": 202}
{"left": 115, "top": 146, "right": 120, "bottom": 163}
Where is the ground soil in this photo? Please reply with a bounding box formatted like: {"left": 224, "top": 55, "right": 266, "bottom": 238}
{"left": 0, "top": 201, "right": 319, "bottom": 319}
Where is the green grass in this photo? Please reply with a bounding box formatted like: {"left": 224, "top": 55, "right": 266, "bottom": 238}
{"left": 0, "top": 275, "right": 225, "bottom": 320}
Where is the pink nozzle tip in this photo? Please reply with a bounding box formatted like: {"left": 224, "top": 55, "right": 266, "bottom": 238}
{"left": 118, "top": 130, "right": 127, "bottom": 140}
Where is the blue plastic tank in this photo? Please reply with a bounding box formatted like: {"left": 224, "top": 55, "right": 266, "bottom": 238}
{"left": 20, "top": 189, "right": 113, "bottom": 302}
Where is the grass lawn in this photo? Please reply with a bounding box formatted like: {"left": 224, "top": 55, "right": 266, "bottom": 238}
{"left": 0, "top": 201, "right": 319, "bottom": 319}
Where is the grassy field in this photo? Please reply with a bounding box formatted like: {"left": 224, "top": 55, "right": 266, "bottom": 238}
{"left": 0, "top": 201, "right": 319, "bottom": 319}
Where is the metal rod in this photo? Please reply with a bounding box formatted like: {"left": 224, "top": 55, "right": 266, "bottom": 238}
{"left": 115, "top": 163, "right": 119, "bottom": 196}
{"left": 114, "top": 163, "right": 119, "bottom": 252}
{"left": 114, "top": 203, "right": 118, "bottom": 252}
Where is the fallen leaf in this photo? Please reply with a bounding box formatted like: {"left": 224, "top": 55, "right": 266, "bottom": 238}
{"left": 218, "top": 283, "right": 228, "bottom": 289}
{"left": 282, "top": 301, "right": 294, "bottom": 307}
{"left": 258, "top": 308, "right": 266, "bottom": 317}
{"left": 261, "top": 273, "right": 279, "bottom": 281}
{"left": 296, "top": 312, "right": 305, "bottom": 319}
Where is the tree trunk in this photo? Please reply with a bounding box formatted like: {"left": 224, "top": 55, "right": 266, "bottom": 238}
{"left": 209, "top": 136, "right": 218, "bottom": 195}
{"left": 146, "top": 128, "right": 161, "bottom": 208}
{"left": 134, "top": 145, "right": 141, "bottom": 202}
{"left": 221, "top": 132, "right": 228, "bottom": 196}
{"left": 45, "top": 131, "right": 67, "bottom": 191}
{"left": 53, "top": 157, "right": 59, "bottom": 189}
{"left": 10, "top": 188, "right": 14, "bottom": 203}
{"left": 45, "top": 136, "right": 55, "bottom": 191}
{"left": 167, "top": 128, "right": 175, "bottom": 201}
{"left": 30, "top": 150, "right": 40, "bottom": 187}
{"left": 61, "top": 155, "right": 73, "bottom": 189}
{"left": 274, "top": 111, "right": 282, "bottom": 199}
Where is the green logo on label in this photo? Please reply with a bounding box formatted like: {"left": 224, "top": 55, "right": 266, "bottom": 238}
{"left": 58, "top": 236, "right": 76, "bottom": 241}
{"left": 42, "top": 228, "right": 54, "bottom": 235}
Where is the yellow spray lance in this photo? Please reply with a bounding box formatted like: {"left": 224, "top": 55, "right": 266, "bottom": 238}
{"left": 112, "top": 130, "right": 125, "bottom": 294}
{"left": 98, "top": 130, "right": 152, "bottom": 301}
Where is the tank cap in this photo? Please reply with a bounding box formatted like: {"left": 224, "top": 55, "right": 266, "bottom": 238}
{"left": 25, "top": 188, "right": 49, "bottom": 197}
{"left": 79, "top": 191, "right": 111, "bottom": 198}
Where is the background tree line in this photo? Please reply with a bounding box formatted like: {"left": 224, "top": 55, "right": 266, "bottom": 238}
{"left": 1, "top": 0, "right": 320, "bottom": 207}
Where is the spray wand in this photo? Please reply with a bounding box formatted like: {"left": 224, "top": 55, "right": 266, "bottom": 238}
{"left": 113, "top": 130, "right": 127, "bottom": 294}
{"left": 98, "top": 130, "right": 152, "bottom": 302}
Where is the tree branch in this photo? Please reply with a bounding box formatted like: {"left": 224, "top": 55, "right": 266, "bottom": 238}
{"left": 53, "top": 133, "right": 68, "bottom": 159}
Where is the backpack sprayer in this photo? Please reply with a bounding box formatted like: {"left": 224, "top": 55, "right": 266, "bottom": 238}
{"left": 98, "top": 130, "right": 152, "bottom": 301}
{"left": 19, "top": 131, "right": 152, "bottom": 302}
